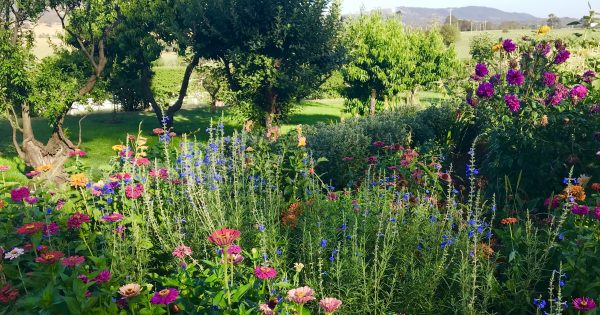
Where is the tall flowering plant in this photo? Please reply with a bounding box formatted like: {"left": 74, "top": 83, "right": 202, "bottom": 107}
{"left": 465, "top": 35, "right": 600, "bottom": 198}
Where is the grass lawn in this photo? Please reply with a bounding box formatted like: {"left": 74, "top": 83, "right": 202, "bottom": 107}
{"left": 0, "top": 100, "right": 345, "bottom": 183}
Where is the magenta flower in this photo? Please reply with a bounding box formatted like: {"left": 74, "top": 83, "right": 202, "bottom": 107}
{"left": 554, "top": 49, "right": 570, "bottom": 64}
{"left": 475, "top": 63, "right": 489, "bottom": 77}
{"left": 571, "top": 204, "right": 590, "bottom": 216}
{"left": 61, "top": 256, "right": 85, "bottom": 267}
{"left": 590, "top": 104, "right": 599, "bottom": 114}
{"left": 93, "top": 270, "right": 112, "bottom": 284}
{"left": 504, "top": 94, "right": 521, "bottom": 113}
{"left": 489, "top": 73, "right": 501, "bottom": 86}
{"left": 125, "top": 184, "right": 144, "bottom": 199}
{"left": 543, "top": 72, "right": 557, "bottom": 86}
{"left": 10, "top": 187, "right": 30, "bottom": 202}
{"left": 536, "top": 42, "right": 551, "bottom": 57}
{"left": 572, "top": 297, "right": 597, "bottom": 311}
{"left": 43, "top": 223, "right": 59, "bottom": 237}
{"left": 545, "top": 84, "right": 569, "bottom": 106}
{"left": 582, "top": 70, "right": 596, "bottom": 83}
{"left": 476, "top": 82, "right": 494, "bottom": 98}
{"left": 68, "top": 149, "right": 87, "bottom": 157}
{"left": 594, "top": 207, "right": 600, "bottom": 220}
{"left": 544, "top": 197, "right": 560, "bottom": 209}
{"left": 101, "top": 213, "right": 124, "bottom": 223}
{"left": 227, "top": 245, "right": 241, "bottom": 255}
{"left": 67, "top": 213, "right": 91, "bottom": 229}
{"left": 502, "top": 39, "right": 517, "bottom": 52}
{"left": 150, "top": 288, "right": 179, "bottom": 305}
{"left": 255, "top": 266, "right": 277, "bottom": 279}
{"left": 506, "top": 69, "right": 525, "bottom": 86}
{"left": 172, "top": 245, "right": 193, "bottom": 258}
{"left": 570, "top": 84, "right": 588, "bottom": 104}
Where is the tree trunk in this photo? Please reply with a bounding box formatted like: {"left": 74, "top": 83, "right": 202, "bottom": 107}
{"left": 140, "top": 65, "right": 164, "bottom": 125}
{"left": 164, "top": 53, "right": 201, "bottom": 130}
{"left": 264, "top": 87, "right": 278, "bottom": 129}
{"left": 370, "top": 89, "right": 377, "bottom": 115}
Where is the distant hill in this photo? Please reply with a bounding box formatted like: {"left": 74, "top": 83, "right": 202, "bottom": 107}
{"left": 348, "top": 6, "right": 577, "bottom": 28}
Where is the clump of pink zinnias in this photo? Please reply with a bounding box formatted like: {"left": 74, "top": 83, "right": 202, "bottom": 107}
{"left": 125, "top": 184, "right": 144, "bottom": 199}
{"left": 287, "top": 286, "right": 316, "bottom": 304}
{"left": 67, "top": 213, "right": 91, "bottom": 229}
{"left": 572, "top": 297, "right": 597, "bottom": 311}
{"left": 101, "top": 213, "right": 124, "bottom": 223}
{"left": 150, "top": 288, "right": 179, "bottom": 305}
{"left": 172, "top": 245, "right": 192, "bottom": 258}
{"left": 61, "top": 256, "right": 85, "bottom": 267}
{"left": 10, "top": 186, "right": 30, "bottom": 202}
{"left": 320, "top": 297, "right": 342, "bottom": 314}
{"left": 255, "top": 266, "right": 277, "bottom": 279}
{"left": 571, "top": 204, "right": 590, "bottom": 216}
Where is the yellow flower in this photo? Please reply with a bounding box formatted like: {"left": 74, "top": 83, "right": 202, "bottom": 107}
{"left": 296, "top": 125, "right": 303, "bottom": 136}
{"left": 294, "top": 262, "right": 305, "bottom": 273}
{"left": 245, "top": 146, "right": 255, "bottom": 152}
{"left": 136, "top": 136, "right": 148, "bottom": 146}
{"left": 492, "top": 43, "right": 503, "bottom": 52}
{"left": 298, "top": 136, "right": 307, "bottom": 147}
{"left": 70, "top": 173, "right": 88, "bottom": 188}
{"left": 540, "top": 115, "right": 549, "bottom": 127}
{"left": 35, "top": 164, "right": 53, "bottom": 172}
{"left": 243, "top": 120, "right": 254, "bottom": 133}
{"left": 112, "top": 144, "right": 125, "bottom": 152}
{"left": 537, "top": 25, "right": 551, "bottom": 35}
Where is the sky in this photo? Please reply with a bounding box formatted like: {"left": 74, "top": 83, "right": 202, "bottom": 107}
{"left": 341, "top": 0, "right": 591, "bottom": 18}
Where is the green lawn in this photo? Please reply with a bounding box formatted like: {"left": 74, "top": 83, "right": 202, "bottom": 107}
{"left": 0, "top": 100, "right": 345, "bottom": 183}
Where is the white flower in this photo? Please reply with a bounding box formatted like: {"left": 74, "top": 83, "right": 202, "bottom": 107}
{"left": 4, "top": 247, "right": 24, "bottom": 260}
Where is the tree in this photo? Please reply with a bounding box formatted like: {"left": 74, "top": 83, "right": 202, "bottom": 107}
{"left": 341, "top": 13, "right": 460, "bottom": 115}
{"left": 547, "top": 14, "right": 561, "bottom": 28}
{"left": 197, "top": 60, "right": 233, "bottom": 113}
{"left": 341, "top": 13, "right": 413, "bottom": 116}
{"left": 1, "top": 0, "right": 122, "bottom": 182}
{"left": 439, "top": 23, "right": 460, "bottom": 46}
{"left": 201, "top": 0, "right": 346, "bottom": 127}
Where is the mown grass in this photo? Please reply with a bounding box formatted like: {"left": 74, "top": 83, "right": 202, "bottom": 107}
{"left": 0, "top": 100, "right": 345, "bottom": 183}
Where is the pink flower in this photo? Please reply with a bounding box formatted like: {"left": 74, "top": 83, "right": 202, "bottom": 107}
{"left": 149, "top": 168, "right": 169, "bottom": 179}
{"left": 320, "top": 297, "right": 343, "bottom": 314}
{"left": 0, "top": 165, "right": 9, "bottom": 172}
{"left": 287, "top": 286, "right": 316, "bottom": 304}
{"left": 544, "top": 197, "right": 560, "bottom": 209}
{"left": 207, "top": 228, "right": 241, "bottom": 247}
{"left": 93, "top": 270, "right": 112, "bottom": 284}
{"left": 67, "top": 213, "right": 91, "bottom": 229}
{"left": 570, "top": 84, "right": 588, "bottom": 104}
{"left": 571, "top": 204, "right": 589, "bottom": 216}
{"left": 68, "top": 149, "right": 87, "bottom": 157}
{"left": 172, "top": 245, "right": 193, "bottom": 258}
{"left": 153, "top": 128, "right": 166, "bottom": 135}
{"left": 594, "top": 207, "right": 600, "bottom": 220}
{"left": 259, "top": 303, "right": 274, "bottom": 315}
{"left": 10, "top": 187, "right": 30, "bottom": 202}
{"left": 133, "top": 158, "right": 150, "bottom": 166}
{"left": 101, "top": 213, "right": 124, "bottom": 223}
{"left": 24, "top": 196, "right": 38, "bottom": 204}
{"left": 125, "top": 184, "right": 144, "bottom": 199}
{"left": 572, "top": 297, "right": 597, "bottom": 311}
{"left": 150, "top": 288, "right": 179, "bottom": 305}
{"left": 327, "top": 192, "right": 339, "bottom": 201}
{"left": 16, "top": 222, "right": 44, "bottom": 235}
{"left": 43, "top": 223, "right": 59, "bottom": 237}
{"left": 254, "top": 266, "right": 277, "bottom": 279}
{"left": 227, "top": 245, "right": 241, "bottom": 255}
{"left": 61, "top": 256, "right": 85, "bottom": 267}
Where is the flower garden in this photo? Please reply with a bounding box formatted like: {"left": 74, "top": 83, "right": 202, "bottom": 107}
{"left": 3, "top": 4, "right": 600, "bottom": 313}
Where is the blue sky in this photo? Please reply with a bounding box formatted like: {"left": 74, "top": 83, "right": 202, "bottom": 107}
{"left": 341, "top": 0, "right": 591, "bottom": 18}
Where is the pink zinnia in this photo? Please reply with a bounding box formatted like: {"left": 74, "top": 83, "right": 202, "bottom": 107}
{"left": 571, "top": 204, "right": 590, "bottom": 216}
{"left": 153, "top": 128, "right": 166, "bottom": 135}
{"left": 254, "top": 266, "right": 277, "bottom": 279}
{"left": 207, "top": 228, "right": 241, "bottom": 247}
{"left": 287, "top": 286, "right": 316, "bottom": 304}
{"left": 10, "top": 187, "right": 30, "bottom": 202}
{"left": 572, "top": 297, "right": 597, "bottom": 311}
{"left": 320, "top": 297, "right": 343, "bottom": 314}
{"left": 149, "top": 168, "right": 169, "bottom": 179}
{"left": 16, "top": 222, "right": 44, "bottom": 235}
{"left": 43, "top": 223, "right": 59, "bottom": 237}
{"left": 227, "top": 245, "right": 242, "bottom": 255}
{"left": 61, "top": 256, "right": 85, "bottom": 267}
{"left": 172, "top": 245, "right": 193, "bottom": 258}
{"left": 24, "top": 196, "right": 38, "bottom": 204}
{"left": 125, "top": 184, "right": 144, "bottom": 199}
{"left": 0, "top": 165, "right": 9, "bottom": 172}
{"left": 259, "top": 303, "right": 274, "bottom": 315}
{"left": 93, "top": 270, "right": 112, "bottom": 284}
{"left": 133, "top": 158, "right": 150, "bottom": 166}
{"left": 67, "top": 213, "right": 91, "bottom": 229}
{"left": 594, "top": 207, "right": 600, "bottom": 220}
{"left": 150, "top": 288, "right": 179, "bottom": 305}
{"left": 68, "top": 149, "right": 87, "bottom": 157}
{"left": 570, "top": 84, "right": 588, "bottom": 104}
{"left": 101, "top": 213, "right": 124, "bottom": 223}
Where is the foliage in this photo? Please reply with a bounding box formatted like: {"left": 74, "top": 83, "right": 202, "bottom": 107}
{"left": 469, "top": 33, "right": 496, "bottom": 63}
{"left": 440, "top": 23, "right": 461, "bottom": 46}
{"left": 342, "top": 14, "right": 461, "bottom": 115}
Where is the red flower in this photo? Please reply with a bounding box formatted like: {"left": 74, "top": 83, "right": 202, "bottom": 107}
{"left": 36, "top": 251, "right": 64, "bottom": 265}
{"left": 0, "top": 284, "right": 19, "bottom": 304}
{"left": 67, "top": 213, "right": 91, "bottom": 229}
{"left": 16, "top": 222, "right": 44, "bottom": 235}
{"left": 207, "top": 228, "right": 241, "bottom": 247}
{"left": 61, "top": 256, "right": 85, "bottom": 267}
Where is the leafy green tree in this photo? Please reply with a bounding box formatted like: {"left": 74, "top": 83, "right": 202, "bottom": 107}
{"left": 547, "top": 14, "right": 561, "bottom": 28}
{"left": 469, "top": 33, "right": 496, "bottom": 62}
{"left": 440, "top": 23, "right": 461, "bottom": 46}
{"left": 342, "top": 14, "right": 460, "bottom": 115}
{"left": 197, "top": 60, "right": 234, "bottom": 113}
{"left": 200, "top": 0, "right": 346, "bottom": 127}
{"left": 1, "top": 0, "right": 122, "bottom": 182}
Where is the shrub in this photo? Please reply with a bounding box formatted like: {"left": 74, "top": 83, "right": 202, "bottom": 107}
{"left": 469, "top": 33, "right": 496, "bottom": 62}
{"left": 440, "top": 24, "right": 461, "bottom": 46}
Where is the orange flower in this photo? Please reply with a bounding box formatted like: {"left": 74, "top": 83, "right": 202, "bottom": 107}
{"left": 112, "top": 144, "right": 125, "bottom": 152}
{"left": 561, "top": 185, "right": 586, "bottom": 201}
{"left": 298, "top": 136, "right": 307, "bottom": 147}
{"left": 591, "top": 183, "right": 600, "bottom": 191}
{"left": 500, "top": 217, "right": 518, "bottom": 225}
{"left": 477, "top": 242, "right": 495, "bottom": 259}
{"left": 35, "top": 164, "right": 53, "bottom": 172}
{"left": 70, "top": 173, "right": 88, "bottom": 188}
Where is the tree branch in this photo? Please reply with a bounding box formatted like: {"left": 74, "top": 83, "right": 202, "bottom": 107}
{"left": 4, "top": 111, "right": 25, "bottom": 159}
{"left": 76, "top": 115, "right": 87, "bottom": 147}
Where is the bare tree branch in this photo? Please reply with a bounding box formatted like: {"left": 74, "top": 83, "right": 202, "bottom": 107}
{"left": 76, "top": 114, "right": 87, "bottom": 147}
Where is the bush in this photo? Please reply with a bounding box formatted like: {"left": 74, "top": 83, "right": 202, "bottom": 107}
{"left": 440, "top": 24, "right": 461, "bottom": 46}
{"left": 469, "top": 33, "right": 496, "bottom": 62}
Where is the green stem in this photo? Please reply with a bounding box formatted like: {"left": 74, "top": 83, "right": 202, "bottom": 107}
{"left": 17, "top": 263, "right": 28, "bottom": 294}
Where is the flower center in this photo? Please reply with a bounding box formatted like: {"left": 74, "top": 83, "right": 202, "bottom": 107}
{"left": 261, "top": 267, "right": 269, "bottom": 272}
{"left": 297, "top": 292, "right": 306, "bottom": 297}
{"left": 159, "top": 289, "right": 170, "bottom": 297}
{"left": 581, "top": 301, "right": 588, "bottom": 306}
{"left": 45, "top": 254, "right": 54, "bottom": 260}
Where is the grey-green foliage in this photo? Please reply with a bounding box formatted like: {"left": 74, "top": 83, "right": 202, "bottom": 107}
{"left": 440, "top": 23, "right": 461, "bottom": 46}
{"left": 306, "top": 103, "right": 460, "bottom": 187}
